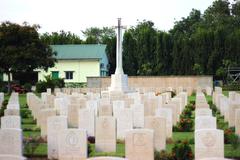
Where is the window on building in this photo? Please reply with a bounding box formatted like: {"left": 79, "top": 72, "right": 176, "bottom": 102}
{"left": 65, "top": 71, "right": 74, "bottom": 80}
{"left": 51, "top": 71, "right": 59, "bottom": 79}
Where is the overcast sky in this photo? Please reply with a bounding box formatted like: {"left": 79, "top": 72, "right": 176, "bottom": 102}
{"left": 0, "top": 0, "right": 229, "bottom": 38}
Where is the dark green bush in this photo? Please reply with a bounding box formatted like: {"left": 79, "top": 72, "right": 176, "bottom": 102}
{"left": 172, "top": 140, "right": 193, "bottom": 160}
{"left": 0, "top": 81, "right": 7, "bottom": 93}
{"left": 174, "top": 118, "right": 194, "bottom": 132}
{"left": 224, "top": 128, "right": 240, "bottom": 148}
{"left": 181, "top": 108, "right": 192, "bottom": 118}
{"left": 24, "top": 83, "right": 32, "bottom": 92}
{"left": 36, "top": 75, "right": 64, "bottom": 93}
{"left": 209, "top": 103, "right": 218, "bottom": 116}
{"left": 21, "top": 109, "right": 32, "bottom": 118}
{"left": 174, "top": 103, "right": 195, "bottom": 132}
{"left": 222, "top": 83, "right": 240, "bottom": 91}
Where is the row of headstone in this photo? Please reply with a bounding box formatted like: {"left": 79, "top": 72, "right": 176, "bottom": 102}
{"left": 213, "top": 87, "right": 240, "bottom": 136}
{"left": 0, "top": 93, "right": 26, "bottom": 160}
{"left": 57, "top": 86, "right": 212, "bottom": 97}
{"left": 27, "top": 90, "right": 188, "bottom": 160}
{"left": 47, "top": 116, "right": 155, "bottom": 160}
{"left": 195, "top": 92, "right": 224, "bottom": 160}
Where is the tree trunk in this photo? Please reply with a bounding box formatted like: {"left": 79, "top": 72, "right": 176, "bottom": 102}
{"left": 7, "top": 72, "right": 11, "bottom": 94}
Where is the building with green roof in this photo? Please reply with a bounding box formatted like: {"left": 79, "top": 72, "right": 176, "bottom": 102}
{"left": 37, "top": 44, "right": 109, "bottom": 83}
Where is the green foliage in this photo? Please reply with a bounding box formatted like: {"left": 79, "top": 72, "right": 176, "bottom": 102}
{"left": 222, "top": 82, "right": 240, "bottom": 91}
{"left": 174, "top": 104, "right": 195, "bottom": 132}
{"left": 224, "top": 128, "right": 240, "bottom": 149}
{"left": 193, "top": 63, "right": 203, "bottom": 75}
{"left": 23, "top": 83, "right": 32, "bottom": 92}
{"left": 20, "top": 109, "right": 32, "bottom": 118}
{"left": 0, "top": 22, "right": 56, "bottom": 93}
{"left": 0, "top": 99, "right": 7, "bottom": 117}
{"left": 82, "top": 27, "right": 115, "bottom": 44}
{"left": 40, "top": 30, "right": 82, "bottom": 44}
{"left": 172, "top": 140, "right": 194, "bottom": 160}
{"left": 154, "top": 150, "right": 174, "bottom": 160}
{"left": 65, "top": 82, "right": 86, "bottom": 88}
{"left": 174, "top": 118, "right": 194, "bottom": 132}
{"left": 36, "top": 75, "right": 64, "bottom": 92}
{"left": 103, "top": 0, "right": 240, "bottom": 78}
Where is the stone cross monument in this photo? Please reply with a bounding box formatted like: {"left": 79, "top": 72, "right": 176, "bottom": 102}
{"left": 115, "top": 18, "right": 124, "bottom": 74}
{"left": 109, "top": 18, "right": 129, "bottom": 92}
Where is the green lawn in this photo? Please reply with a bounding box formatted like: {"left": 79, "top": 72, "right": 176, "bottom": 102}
{"left": 188, "top": 95, "right": 195, "bottom": 103}
{"left": 172, "top": 132, "right": 194, "bottom": 142}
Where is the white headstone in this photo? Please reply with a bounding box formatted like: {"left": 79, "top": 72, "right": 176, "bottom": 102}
{"left": 58, "top": 129, "right": 87, "bottom": 160}
{"left": 155, "top": 108, "right": 173, "bottom": 138}
{"left": 195, "top": 108, "right": 212, "bottom": 117}
{"left": 95, "top": 116, "right": 116, "bottom": 152}
{"left": 144, "top": 116, "right": 166, "bottom": 151}
{"left": 39, "top": 109, "right": 56, "bottom": 137}
{"left": 117, "top": 108, "right": 133, "bottom": 139}
{"left": 195, "top": 116, "right": 217, "bottom": 130}
{"left": 195, "top": 129, "right": 224, "bottom": 159}
{"left": 112, "top": 100, "right": 125, "bottom": 117}
{"left": 98, "top": 104, "right": 112, "bottom": 116}
{"left": 131, "top": 104, "right": 144, "bottom": 128}
{"left": 68, "top": 104, "right": 79, "bottom": 128}
{"left": 1, "top": 116, "right": 21, "bottom": 129}
{"left": 86, "top": 100, "right": 98, "bottom": 116}
{"left": 125, "top": 129, "right": 154, "bottom": 160}
{"left": 47, "top": 116, "right": 68, "bottom": 159}
{"left": 79, "top": 108, "right": 95, "bottom": 137}
{"left": 0, "top": 129, "right": 23, "bottom": 157}
{"left": 235, "top": 109, "right": 240, "bottom": 136}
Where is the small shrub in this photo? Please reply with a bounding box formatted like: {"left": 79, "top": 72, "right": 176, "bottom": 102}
{"left": 117, "top": 139, "right": 125, "bottom": 144}
{"left": 174, "top": 118, "right": 194, "bottom": 132}
{"left": 36, "top": 75, "right": 64, "bottom": 93}
{"left": 24, "top": 83, "right": 32, "bottom": 92}
{"left": 224, "top": 128, "right": 234, "bottom": 144}
{"left": 230, "top": 134, "right": 240, "bottom": 149}
{"left": 155, "top": 150, "right": 174, "bottom": 160}
{"left": 181, "top": 108, "right": 192, "bottom": 118}
{"left": 172, "top": 140, "right": 193, "bottom": 160}
{"left": 209, "top": 104, "right": 218, "bottom": 115}
{"left": 166, "top": 138, "right": 174, "bottom": 144}
{"left": 222, "top": 83, "right": 240, "bottom": 91}
{"left": 21, "top": 109, "right": 32, "bottom": 118}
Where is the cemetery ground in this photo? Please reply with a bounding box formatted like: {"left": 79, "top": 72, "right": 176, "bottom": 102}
{"left": 1, "top": 92, "right": 240, "bottom": 159}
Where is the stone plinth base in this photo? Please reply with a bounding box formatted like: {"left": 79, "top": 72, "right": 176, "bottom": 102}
{"left": 109, "top": 74, "right": 129, "bottom": 93}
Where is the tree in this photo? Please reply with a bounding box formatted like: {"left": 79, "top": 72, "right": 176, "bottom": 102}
{"left": 122, "top": 29, "right": 138, "bottom": 75}
{"left": 82, "top": 27, "right": 115, "bottom": 44}
{"left": 0, "top": 22, "right": 56, "bottom": 93}
{"left": 105, "top": 36, "right": 116, "bottom": 75}
{"left": 193, "top": 63, "right": 203, "bottom": 75}
{"left": 40, "top": 30, "right": 82, "bottom": 44}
